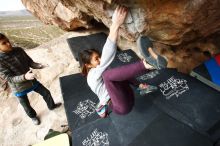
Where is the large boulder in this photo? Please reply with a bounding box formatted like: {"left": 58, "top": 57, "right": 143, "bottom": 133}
{"left": 21, "top": 0, "right": 220, "bottom": 45}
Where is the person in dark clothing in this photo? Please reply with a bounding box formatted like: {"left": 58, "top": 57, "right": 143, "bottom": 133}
{"left": 0, "top": 33, "right": 61, "bottom": 125}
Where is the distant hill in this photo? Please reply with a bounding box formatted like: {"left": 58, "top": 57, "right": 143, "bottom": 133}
{"left": 0, "top": 10, "right": 31, "bottom": 17}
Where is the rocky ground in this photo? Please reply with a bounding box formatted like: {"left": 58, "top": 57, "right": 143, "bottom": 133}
{"left": 0, "top": 27, "right": 219, "bottom": 145}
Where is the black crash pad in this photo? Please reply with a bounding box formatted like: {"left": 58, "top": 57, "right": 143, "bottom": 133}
{"left": 108, "top": 90, "right": 162, "bottom": 145}
{"left": 128, "top": 114, "right": 213, "bottom": 146}
{"left": 137, "top": 68, "right": 220, "bottom": 136}
{"left": 67, "top": 32, "right": 138, "bottom": 67}
{"left": 59, "top": 73, "right": 100, "bottom": 131}
{"left": 71, "top": 92, "right": 213, "bottom": 146}
{"left": 72, "top": 88, "right": 212, "bottom": 146}
{"left": 67, "top": 32, "right": 108, "bottom": 62}
{"left": 73, "top": 114, "right": 213, "bottom": 146}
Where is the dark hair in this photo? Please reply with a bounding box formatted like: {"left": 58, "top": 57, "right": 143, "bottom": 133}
{"left": 80, "top": 49, "right": 100, "bottom": 76}
{"left": 0, "top": 33, "right": 7, "bottom": 41}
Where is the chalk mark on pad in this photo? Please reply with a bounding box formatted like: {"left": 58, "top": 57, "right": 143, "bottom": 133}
{"left": 159, "top": 76, "right": 189, "bottom": 100}
{"left": 137, "top": 70, "right": 159, "bottom": 81}
{"left": 73, "top": 99, "right": 96, "bottom": 119}
{"left": 82, "top": 128, "right": 109, "bottom": 146}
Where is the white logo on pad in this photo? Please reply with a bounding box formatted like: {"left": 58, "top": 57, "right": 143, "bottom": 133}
{"left": 73, "top": 99, "right": 96, "bottom": 119}
{"left": 159, "top": 76, "right": 189, "bottom": 100}
{"left": 82, "top": 128, "right": 109, "bottom": 146}
{"left": 137, "top": 70, "right": 159, "bottom": 80}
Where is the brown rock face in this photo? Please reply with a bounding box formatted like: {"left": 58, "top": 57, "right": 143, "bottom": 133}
{"left": 138, "top": 0, "right": 220, "bottom": 45}
{"left": 21, "top": 0, "right": 93, "bottom": 31}
{"left": 21, "top": 0, "right": 220, "bottom": 45}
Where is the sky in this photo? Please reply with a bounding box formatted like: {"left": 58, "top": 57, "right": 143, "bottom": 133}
{"left": 0, "top": 0, "right": 26, "bottom": 11}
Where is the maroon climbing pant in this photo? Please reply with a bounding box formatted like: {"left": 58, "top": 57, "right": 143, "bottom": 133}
{"left": 102, "top": 60, "right": 148, "bottom": 115}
